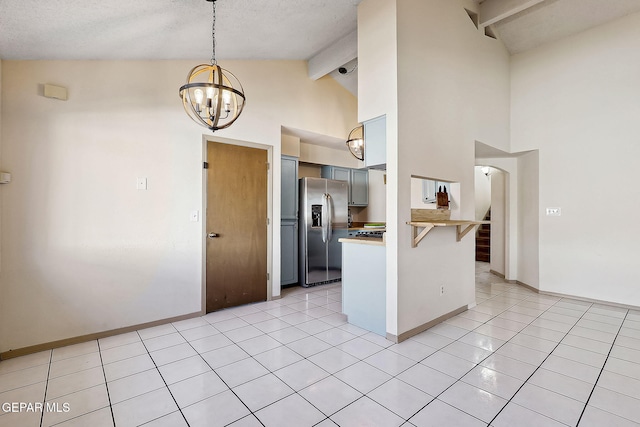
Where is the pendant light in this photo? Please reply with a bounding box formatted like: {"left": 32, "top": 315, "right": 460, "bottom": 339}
{"left": 179, "top": 0, "right": 246, "bottom": 132}
{"left": 346, "top": 125, "right": 364, "bottom": 161}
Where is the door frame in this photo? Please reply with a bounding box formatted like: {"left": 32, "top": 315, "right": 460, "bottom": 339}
{"left": 200, "top": 135, "right": 274, "bottom": 313}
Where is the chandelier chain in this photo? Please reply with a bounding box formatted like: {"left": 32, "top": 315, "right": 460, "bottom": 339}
{"left": 211, "top": 0, "right": 217, "bottom": 65}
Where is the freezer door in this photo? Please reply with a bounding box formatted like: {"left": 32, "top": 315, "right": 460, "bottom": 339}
{"left": 300, "top": 178, "right": 329, "bottom": 286}
{"left": 326, "top": 180, "right": 348, "bottom": 282}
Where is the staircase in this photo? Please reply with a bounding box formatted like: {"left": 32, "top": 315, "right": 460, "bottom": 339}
{"left": 476, "top": 209, "right": 491, "bottom": 262}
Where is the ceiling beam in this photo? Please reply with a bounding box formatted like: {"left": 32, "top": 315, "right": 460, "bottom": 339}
{"left": 307, "top": 30, "right": 357, "bottom": 81}
{"left": 479, "top": 0, "right": 546, "bottom": 27}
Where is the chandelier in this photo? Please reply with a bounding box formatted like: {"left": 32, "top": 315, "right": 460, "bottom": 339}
{"left": 346, "top": 125, "right": 364, "bottom": 161}
{"left": 179, "top": 0, "right": 246, "bottom": 132}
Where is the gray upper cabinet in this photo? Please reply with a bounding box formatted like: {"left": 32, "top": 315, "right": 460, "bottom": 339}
{"left": 364, "top": 115, "right": 386, "bottom": 170}
{"left": 281, "top": 155, "right": 298, "bottom": 220}
{"left": 350, "top": 169, "right": 369, "bottom": 206}
{"left": 321, "top": 166, "right": 368, "bottom": 207}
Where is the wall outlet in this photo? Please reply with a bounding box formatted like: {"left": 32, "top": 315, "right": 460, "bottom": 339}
{"left": 546, "top": 207, "right": 561, "bottom": 216}
{"left": 440, "top": 285, "right": 445, "bottom": 296}
{"left": 136, "top": 177, "right": 148, "bottom": 190}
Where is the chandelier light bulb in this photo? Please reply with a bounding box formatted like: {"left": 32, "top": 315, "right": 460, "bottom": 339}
{"left": 194, "top": 89, "right": 204, "bottom": 105}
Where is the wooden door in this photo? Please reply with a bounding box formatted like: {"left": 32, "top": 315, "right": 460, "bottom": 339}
{"left": 206, "top": 141, "right": 268, "bottom": 312}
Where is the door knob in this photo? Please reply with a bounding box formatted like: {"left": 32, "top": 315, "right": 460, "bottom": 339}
{"left": 208, "top": 233, "right": 219, "bottom": 239}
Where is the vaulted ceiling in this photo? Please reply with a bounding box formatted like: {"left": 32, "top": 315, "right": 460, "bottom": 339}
{"left": 484, "top": 0, "right": 640, "bottom": 54}
{"left": 1, "top": 0, "right": 640, "bottom": 94}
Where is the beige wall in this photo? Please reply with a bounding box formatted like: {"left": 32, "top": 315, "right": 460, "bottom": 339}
{"left": 392, "top": 0, "right": 510, "bottom": 335}
{"left": 512, "top": 11, "right": 640, "bottom": 304}
{"left": 298, "top": 163, "right": 321, "bottom": 179}
{"left": 0, "top": 59, "right": 357, "bottom": 352}
{"left": 281, "top": 134, "right": 300, "bottom": 157}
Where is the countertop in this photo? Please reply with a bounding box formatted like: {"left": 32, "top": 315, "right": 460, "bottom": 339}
{"left": 348, "top": 222, "right": 386, "bottom": 232}
{"left": 339, "top": 236, "right": 386, "bottom": 246}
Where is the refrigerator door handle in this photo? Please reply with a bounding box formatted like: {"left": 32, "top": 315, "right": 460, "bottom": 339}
{"left": 326, "top": 194, "right": 333, "bottom": 243}
{"left": 321, "top": 193, "right": 328, "bottom": 243}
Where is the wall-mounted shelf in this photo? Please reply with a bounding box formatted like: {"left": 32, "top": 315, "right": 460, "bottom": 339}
{"left": 406, "top": 220, "right": 489, "bottom": 248}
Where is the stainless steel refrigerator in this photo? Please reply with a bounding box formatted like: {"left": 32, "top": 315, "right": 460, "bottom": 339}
{"left": 299, "top": 177, "right": 348, "bottom": 287}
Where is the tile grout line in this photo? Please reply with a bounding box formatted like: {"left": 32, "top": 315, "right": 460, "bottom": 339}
{"left": 283, "top": 280, "right": 524, "bottom": 424}
{"left": 485, "top": 298, "right": 597, "bottom": 426}
{"left": 281, "top": 288, "right": 393, "bottom": 426}
{"left": 574, "top": 310, "right": 629, "bottom": 426}
{"left": 144, "top": 292, "right": 347, "bottom": 425}
{"left": 301, "top": 281, "right": 542, "bottom": 425}
{"left": 390, "top": 288, "right": 551, "bottom": 425}
{"left": 24, "top": 278, "right": 633, "bottom": 427}
{"left": 248, "top": 286, "right": 380, "bottom": 425}
{"left": 135, "top": 330, "right": 192, "bottom": 427}
{"left": 394, "top": 285, "right": 591, "bottom": 425}
{"left": 96, "top": 339, "right": 117, "bottom": 427}
{"left": 252, "top": 292, "right": 358, "bottom": 426}
{"left": 38, "top": 350, "right": 53, "bottom": 427}
{"left": 174, "top": 319, "right": 267, "bottom": 426}
{"left": 8, "top": 275, "right": 636, "bottom": 427}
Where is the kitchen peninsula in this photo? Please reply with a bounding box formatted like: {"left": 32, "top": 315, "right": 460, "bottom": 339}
{"left": 339, "top": 232, "right": 386, "bottom": 336}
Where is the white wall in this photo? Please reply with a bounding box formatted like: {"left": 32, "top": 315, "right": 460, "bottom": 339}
{"left": 410, "top": 178, "right": 428, "bottom": 209}
{"left": 490, "top": 170, "right": 506, "bottom": 276}
{"left": 511, "top": 11, "right": 640, "bottom": 304}
{"left": 517, "top": 151, "right": 540, "bottom": 289}
{"left": 0, "top": 60, "right": 3, "bottom": 278}
{"left": 474, "top": 167, "right": 491, "bottom": 221}
{"left": 358, "top": 0, "right": 399, "bottom": 335}
{"left": 361, "top": 169, "right": 386, "bottom": 222}
{"left": 393, "top": 0, "right": 510, "bottom": 336}
{"left": 0, "top": 60, "right": 357, "bottom": 352}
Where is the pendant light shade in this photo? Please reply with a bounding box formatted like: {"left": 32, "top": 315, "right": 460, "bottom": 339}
{"left": 179, "top": 0, "right": 245, "bottom": 132}
{"left": 346, "top": 125, "right": 364, "bottom": 161}
{"left": 179, "top": 64, "right": 246, "bottom": 131}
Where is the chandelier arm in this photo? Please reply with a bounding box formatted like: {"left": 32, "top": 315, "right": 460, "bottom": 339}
{"left": 179, "top": 82, "right": 246, "bottom": 101}
{"left": 213, "top": 66, "right": 223, "bottom": 129}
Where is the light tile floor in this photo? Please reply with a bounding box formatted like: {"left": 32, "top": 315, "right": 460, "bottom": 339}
{"left": 2, "top": 263, "right": 640, "bottom": 426}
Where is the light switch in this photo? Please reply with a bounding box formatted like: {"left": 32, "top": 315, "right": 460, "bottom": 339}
{"left": 136, "top": 177, "right": 147, "bottom": 190}
{"left": 546, "top": 207, "right": 561, "bottom": 216}
{"left": 190, "top": 210, "right": 199, "bottom": 222}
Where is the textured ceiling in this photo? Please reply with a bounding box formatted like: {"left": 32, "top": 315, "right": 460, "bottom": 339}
{"left": 493, "top": 0, "right": 640, "bottom": 54}
{"left": 2, "top": 0, "right": 640, "bottom": 90}
{"left": 3, "top": 1, "right": 640, "bottom": 61}
{"left": 0, "top": 0, "right": 361, "bottom": 60}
